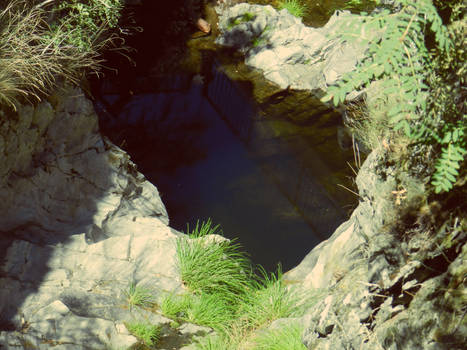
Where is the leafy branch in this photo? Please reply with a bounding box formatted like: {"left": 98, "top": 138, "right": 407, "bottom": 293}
{"left": 322, "top": 0, "right": 465, "bottom": 193}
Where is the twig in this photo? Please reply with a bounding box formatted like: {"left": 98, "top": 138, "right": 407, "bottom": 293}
{"left": 337, "top": 183, "right": 360, "bottom": 197}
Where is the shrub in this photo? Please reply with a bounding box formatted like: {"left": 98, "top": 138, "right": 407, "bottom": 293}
{"left": 48, "top": 0, "right": 123, "bottom": 52}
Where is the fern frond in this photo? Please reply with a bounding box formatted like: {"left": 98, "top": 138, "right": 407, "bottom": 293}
{"left": 432, "top": 143, "right": 466, "bottom": 193}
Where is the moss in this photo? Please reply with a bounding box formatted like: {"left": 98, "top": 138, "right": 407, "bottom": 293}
{"left": 227, "top": 12, "right": 257, "bottom": 29}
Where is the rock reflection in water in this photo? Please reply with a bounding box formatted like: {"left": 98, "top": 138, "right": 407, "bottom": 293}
{"left": 94, "top": 69, "right": 352, "bottom": 272}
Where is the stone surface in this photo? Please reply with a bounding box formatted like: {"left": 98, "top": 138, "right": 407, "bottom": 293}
{"left": 215, "top": 4, "right": 374, "bottom": 92}
{"left": 0, "top": 5, "right": 465, "bottom": 349}
{"left": 0, "top": 87, "right": 186, "bottom": 349}
{"left": 281, "top": 149, "right": 467, "bottom": 350}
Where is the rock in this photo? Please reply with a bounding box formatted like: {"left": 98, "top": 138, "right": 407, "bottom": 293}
{"left": 0, "top": 86, "right": 183, "bottom": 348}
{"left": 282, "top": 148, "right": 466, "bottom": 350}
{"left": 196, "top": 18, "right": 211, "bottom": 33}
{"left": 215, "top": 4, "right": 377, "bottom": 92}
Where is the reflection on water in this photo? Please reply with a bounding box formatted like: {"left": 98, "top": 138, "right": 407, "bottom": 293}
{"left": 93, "top": 73, "right": 348, "bottom": 272}
{"left": 90, "top": 0, "right": 360, "bottom": 272}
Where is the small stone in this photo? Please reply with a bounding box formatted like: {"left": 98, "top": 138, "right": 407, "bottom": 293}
{"left": 196, "top": 18, "right": 211, "bottom": 33}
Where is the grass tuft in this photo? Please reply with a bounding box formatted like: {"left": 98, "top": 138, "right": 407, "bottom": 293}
{"left": 176, "top": 219, "right": 253, "bottom": 301}
{"left": 124, "top": 282, "right": 154, "bottom": 310}
{"left": 161, "top": 292, "right": 236, "bottom": 332}
{"left": 0, "top": 0, "right": 122, "bottom": 111}
{"left": 125, "top": 321, "right": 161, "bottom": 347}
{"left": 277, "top": 0, "right": 308, "bottom": 18}
{"left": 252, "top": 323, "right": 306, "bottom": 350}
{"left": 195, "top": 333, "right": 236, "bottom": 350}
{"left": 238, "top": 266, "right": 305, "bottom": 329}
{"left": 172, "top": 219, "right": 316, "bottom": 348}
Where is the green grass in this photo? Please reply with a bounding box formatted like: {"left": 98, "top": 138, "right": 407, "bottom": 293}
{"left": 252, "top": 323, "right": 306, "bottom": 350}
{"left": 183, "top": 293, "right": 236, "bottom": 331}
{"left": 176, "top": 219, "right": 253, "bottom": 301}
{"left": 238, "top": 266, "right": 305, "bottom": 329}
{"left": 277, "top": 0, "right": 308, "bottom": 18}
{"left": 125, "top": 322, "right": 161, "bottom": 347}
{"left": 227, "top": 12, "right": 257, "bottom": 29}
{"left": 124, "top": 282, "right": 154, "bottom": 310}
{"left": 172, "top": 219, "right": 314, "bottom": 348}
{"left": 252, "top": 37, "right": 266, "bottom": 48}
{"left": 160, "top": 293, "right": 192, "bottom": 319}
{"left": 195, "top": 333, "right": 236, "bottom": 350}
{"left": 161, "top": 292, "right": 236, "bottom": 332}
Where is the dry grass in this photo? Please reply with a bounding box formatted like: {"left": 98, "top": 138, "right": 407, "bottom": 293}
{"left": 345, "top": 81, "right": 413, "bottom": 162}
{"left": 0, "top": 1, "right": 117, "bottom": 110}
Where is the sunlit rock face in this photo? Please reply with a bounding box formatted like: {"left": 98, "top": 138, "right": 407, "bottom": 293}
{"left": 0, "top": 86, "right": 168, "bottom": 238}
{"left": 215, "top": 4, "right": 375, "bottom": 92}
{"left": 281, "top": 150, "right": 466, "bottom": 350}
{"left": 0, "top": 87, "right": 196, "bottom": 349}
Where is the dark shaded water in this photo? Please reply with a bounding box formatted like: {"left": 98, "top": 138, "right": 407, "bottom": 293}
{"left": 94, "top": 76, "right": 330, "bottom": 272}
{"left": 90, "top": 0, "right": 357, "bottom": 272}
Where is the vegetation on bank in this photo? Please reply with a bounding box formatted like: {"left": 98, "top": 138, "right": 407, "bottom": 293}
{"left": 119, "top": 220, "right": 316, "bottom": 348}
{"left": 159, "top": 220, "right": 319, "bottom": 349}
{"left": 0, "top": 0, "right": 124, "bottom": 110}
{"left": 322, "top": 0, "right": 466, "bottom": 194}
{"left": 277, "top": 0, "right": 308, "bottom": 18}
{"left": 125, "top": 322, "right": 162, "bottom": 347}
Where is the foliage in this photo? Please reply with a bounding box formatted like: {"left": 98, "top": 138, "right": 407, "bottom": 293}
{"left": 424, "top": 6, "right": 467, "bottom": 192}
{"left": 173, "top": 220, "right": 310, "bottom": 347}
{"left": 176, "top": 219, "right": 253, "bottom": 301}
{"left": 0, "top": 0, "right": 123, "bottom": 111}
{"left": 48, "top": 0, "right": 123, "bottom": 51}
{"left": 252, "top": 323, "right": 306, "bottom": 350}
{"left": 124, "top": 282, "right": 154, "bottom": 310}
{"left": 0, "top": 1, "right": 100, "bottom": 110}
{"left": 238, "top": 266, "right": 305, "bottom": 328}
{"left": 343, "top": 0, "right": 382, "bottom": 13}
{"left": 322, "top": 0, "right": 466, "bottom": 193}
{"left": 277, "top": 0, "right": 308, "bottom": 19}
{"left": 125, "top": 322, "right": 161, "bottom": 346}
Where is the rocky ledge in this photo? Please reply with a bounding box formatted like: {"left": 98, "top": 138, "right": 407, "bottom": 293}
{"left": 215, "top": 3, "right": 375, "bottom": 93}
{"left": 0, "top": 87, "right": 209, "bottom": 349}
{"left": 0, "top": 3, "right": 465, "bottom": 349}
